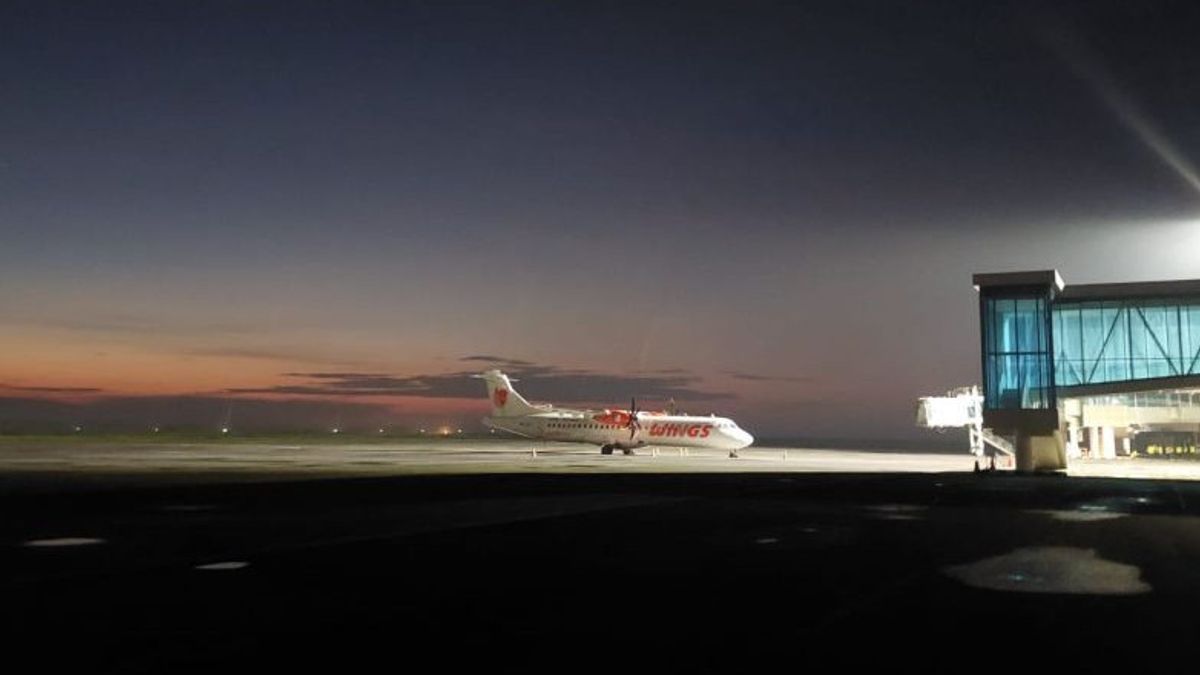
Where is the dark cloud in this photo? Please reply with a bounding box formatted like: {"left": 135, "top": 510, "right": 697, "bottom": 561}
{"left": 459, "top": 355, "right": 536, "bottom": 367}
{"left": 723, "top": 371, "right": 813, "bottom": 383}
{"left": 493, "top": 369, "right": 732, "bottom": 404}
{"left": 232, "top": 365, "right": 734, "bottom": 404}
{"left": 281, "top": 372, "right": 395, "bottom": 380}
{"left": 0, "top": 385, "right": 104, "bottom": 393}
{"left": 228, "top": 382, "right": 420, "bottom": 397}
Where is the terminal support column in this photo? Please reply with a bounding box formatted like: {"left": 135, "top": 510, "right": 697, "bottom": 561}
{"left": 1015, "top": 430, "right": 1066, "bottom": 472}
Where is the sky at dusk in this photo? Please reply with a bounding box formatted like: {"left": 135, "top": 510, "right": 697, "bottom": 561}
{"left": 4, "top": 1, "right": 1200, "bottom": 439}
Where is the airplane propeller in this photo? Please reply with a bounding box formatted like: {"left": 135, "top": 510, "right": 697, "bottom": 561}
{"left": 628, "top": 396, "right": 640, "bottom": 441}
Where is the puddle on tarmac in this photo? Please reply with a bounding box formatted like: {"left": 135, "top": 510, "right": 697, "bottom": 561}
{"left": 195, "top": 561, "right": 250, "bottom": 571}
{"left": 23, "top": 537, "right": 106, "bottom": 548}
{"left": 865, "top": 504, "right": 927, "bottom": 521}
{"left": 1033, "top": 509, "right": 1127, "bottom": 522}
{"left": 944, "top": 546, "right": 1150, "bottom": 595}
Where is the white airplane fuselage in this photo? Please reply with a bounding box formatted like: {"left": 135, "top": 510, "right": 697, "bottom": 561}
{"left": 477, "top": 370, "right": 754, "bottom": 452}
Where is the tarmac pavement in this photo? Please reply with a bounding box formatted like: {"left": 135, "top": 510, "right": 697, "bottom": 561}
{"left": 5, "top": 441, "right": 1200, "bottom": 671}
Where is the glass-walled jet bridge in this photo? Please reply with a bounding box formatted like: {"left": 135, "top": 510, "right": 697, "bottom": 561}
{"left": 975, "top": 271, "right": 1200, "bottom": 471}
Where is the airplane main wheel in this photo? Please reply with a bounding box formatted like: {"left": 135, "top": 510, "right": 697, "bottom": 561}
{"left": 622, "top": 448, "right": 635, "bottom": 456}
{"left": 601, "top": 445, "right": 614, "bottom": 455}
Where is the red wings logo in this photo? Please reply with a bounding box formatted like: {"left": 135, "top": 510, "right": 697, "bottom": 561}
{"left": 493, "top": 388, "right": 508, "bottom": 407}
{"left": 649, "top": 423, "right": 712, "bottom": 438}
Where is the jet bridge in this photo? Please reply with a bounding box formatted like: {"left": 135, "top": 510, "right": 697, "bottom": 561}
{"left": 921, "top": 271, "right": 1200, "bottom": 471}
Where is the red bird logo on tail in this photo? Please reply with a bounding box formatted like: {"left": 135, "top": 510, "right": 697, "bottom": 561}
{"left": 493, "top": 388, "right": 508, "bottom": 407}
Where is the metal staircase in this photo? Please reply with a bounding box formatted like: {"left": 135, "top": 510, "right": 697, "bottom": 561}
{"left": 917, "top": 386, "right": 1013, "bottom": 457}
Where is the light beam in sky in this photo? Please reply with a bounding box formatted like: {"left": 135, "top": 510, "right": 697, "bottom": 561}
{"left": 1038, "top": 20, "right": 1200, "bottom": 198}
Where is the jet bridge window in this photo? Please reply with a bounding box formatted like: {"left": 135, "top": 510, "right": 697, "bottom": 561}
{"left": 982, "top": 294, "right": 1054, "bottom": 410}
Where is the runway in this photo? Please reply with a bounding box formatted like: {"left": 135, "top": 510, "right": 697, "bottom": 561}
{"left": 0, "top": 439, "right": 972, "bottom": 492}
{"left": 6, "top": 439, "right": 1200, "bottom": 671}
{"left": 4, "top": 438, "right": 1198, "bottom": 494}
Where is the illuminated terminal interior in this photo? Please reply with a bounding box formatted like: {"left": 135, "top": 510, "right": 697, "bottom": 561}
{"left": 976, "top": 271, "right": 1200, "bottom": 467}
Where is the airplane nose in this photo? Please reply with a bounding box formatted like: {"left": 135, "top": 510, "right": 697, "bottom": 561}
{"left": 730, "top": 427, "right": 754, "bottom": 449}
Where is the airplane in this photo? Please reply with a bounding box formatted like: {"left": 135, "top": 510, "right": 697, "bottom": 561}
{"left": 475, "top": 369, "right": 754, "bottom": 455}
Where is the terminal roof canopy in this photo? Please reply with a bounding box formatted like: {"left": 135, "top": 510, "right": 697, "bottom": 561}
{"left": 973, "top": 270, "right": 1064, "bottom": 293}
{"left": 972, "top": 269, "right": 1200, "bottom": 301}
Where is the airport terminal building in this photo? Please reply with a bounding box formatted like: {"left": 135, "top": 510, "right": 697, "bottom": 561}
{"left": 975, "top": 270, "right": 1200, "bottom": 470}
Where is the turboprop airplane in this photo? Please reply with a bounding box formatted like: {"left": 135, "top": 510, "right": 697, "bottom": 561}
{"left": 475, "top": 369, "right": 754, "bottom": 455}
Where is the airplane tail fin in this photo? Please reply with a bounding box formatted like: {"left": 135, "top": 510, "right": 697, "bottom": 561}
{"left": 475, "top": 370, "right": 539, "bottom": 417}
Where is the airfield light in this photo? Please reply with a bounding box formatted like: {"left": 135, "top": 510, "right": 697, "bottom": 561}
{"left": 153, "top": 427, "right": 160, "bottom": 433}
{"left": 221, "top": 427, "right": 229, "bottom": 434}
{"left": 332, "top": 428, "right": 340, "bottom": 434}
{"left": 378, "top": 428, "right": 385, "bottom": 434}
{"left": 457, "top": 428, "right": 462, "bottom": 434}
{"left": 74, "top": 426, "right": 82, "bottom": 433}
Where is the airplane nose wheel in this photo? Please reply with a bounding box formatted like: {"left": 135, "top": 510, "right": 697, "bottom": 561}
{"left": 601, "top": 445, "right": 614, "bottom": 455}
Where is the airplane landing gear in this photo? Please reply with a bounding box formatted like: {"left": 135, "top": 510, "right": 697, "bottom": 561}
{"left": 622, "top": 448, "right": 635, "bottom": 456}
{"left": 601, "top": 445, "right": 614, "bottom": 455}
